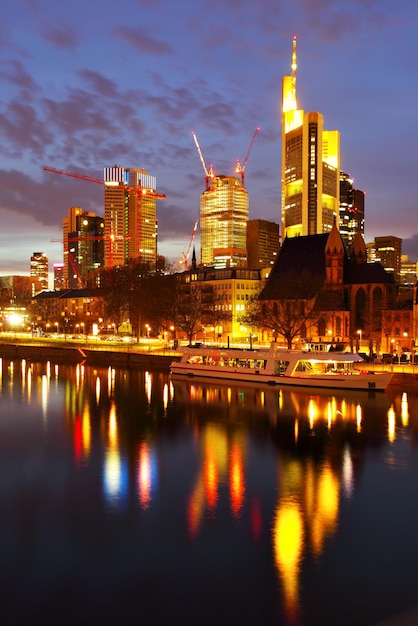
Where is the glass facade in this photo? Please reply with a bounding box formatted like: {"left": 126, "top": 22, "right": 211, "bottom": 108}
{"left": 200, "top": 175, "right": 248, "bottom": 267}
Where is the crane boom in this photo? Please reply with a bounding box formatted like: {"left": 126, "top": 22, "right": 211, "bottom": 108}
{"left": 180, "top": 219, "right": 198, "bottom": 268}
{"left": 235, "top": 127, "right": 260, "bottom": 184}
{"left": 43, "top": 166, "right": 166, "bottom": 199}
{"left": 191, "top": 131, "right": 209, "bottom": 178}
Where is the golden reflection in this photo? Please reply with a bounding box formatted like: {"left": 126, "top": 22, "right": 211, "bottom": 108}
{"left": 46, "top": 361, "right": 51, "bottom": 380}
{"left": 388, "top": 406, "right": 396, "bottom": 442}
{"left": 27, "top": 367, "right": 32, "bottom": 402}
{"left": 342, "top": 446, "right": 354, "bottom": 499}
{"left": 356, "top": 404, "right": 362, "bottom": 432}
{"left": 96, "top": 376, "right": 100, "bottom": 404}
{"left": 145, "top": 371, "right": 152, "bottom": 404}
{"left": 82, "top": 406, "right": 91, "bottom": 457}
{"left": 311, "top": 465, "right": 339, "bottom": 555}
{"left": 230, "top": 442, "right": 245, "bottom": 517}
{"left": 138, "top": 442, "right": 152, "bottom": 509}
{"left": 294, "top": 418, "right": 299, "bottom": 443}
{"left": 163, "top": 383, "right": 168, "bottom": 412}
{"left": 108, "top": 402, "right": 118, "bottom": 448}
{"left": 273, "top": 499, "right": 303, "bottom": 620}
{"left": 308, "top": 398, "right": 318, "bottom": 429}
{"left": 401, "top": 393, "right": 409, "bottom": 427}
{"left": 104, "top": 448, "right": 121, "bottom": 497}
{"left": 41, "top": 374, "right": 49, "bottom": 421}
{"left": 21, "top": 359, "right": 26, "bottom": 396}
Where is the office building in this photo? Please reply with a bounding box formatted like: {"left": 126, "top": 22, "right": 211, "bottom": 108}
{"left": 200, "top": 175, "right": 248, "bottom": 267}
{"left": 53, "top": 263, "right": 65, "bottom": 290}
{"left": 368, "top": 236, "right": 402, "bottom": 284}
{"left": 399, "top": 255, "right": 417, "bottom": 290}
{"left": 67, "top": 214, "right": 104, "bottom": 288}
{"left": 30, "top": 252, "right": 49, "bottom": 292}
{"left": 246, "top": 219, "right": 280, "bottom": 269}
{"left": 339, "top": 172, "right": 365, "bottom": 248}
{"left": 103, "top": 165, "right": 160, "bottom": 268}
{"left": 281, "top": 37, "right": 340, "bottom": 238}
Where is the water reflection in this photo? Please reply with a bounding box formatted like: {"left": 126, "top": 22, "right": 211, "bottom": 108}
{"left": 1, "top": 359, "right": 418, "bottom": 625}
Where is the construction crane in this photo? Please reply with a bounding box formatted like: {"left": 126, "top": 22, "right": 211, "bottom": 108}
{"left": 191, "top": 131, "right": 215, "bottom": 190}
{"left": 235, "top": 127, "right": 260, "bottom": 185}
{"left": 179, "top": 219, "right": 198, "bottom": 268}
{"left": 51, "top": 231, "right": 133, "bottom": 287}
{"left": 44, "top": 165, "right": 165, "bottom": 268}
{"left": 43, "top": 166, "right": 166, "bottom": 200}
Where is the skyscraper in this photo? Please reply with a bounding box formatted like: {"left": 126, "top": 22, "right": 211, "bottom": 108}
{"left": 246, "top": 219, "right": 280, "bottom": 269}
{"left": 200, "top": 175, "right": 249, "bottom": 267}
{"left": 281, "top": 37, "right": 340, "bottom": 238}
{"left": 103, "top": 166, "right": 160, "bottom": 268}
{"left": 370, "top": 235, "right": 402, "bottom": 283}
{"left": 30, "top": 252, "right": 49, "bottom": 291}
{"left": 339, "top": 171, "right": 365, "bottom": 248}
{"left": 68, "top": 214, "right": 105, "bottom": 288}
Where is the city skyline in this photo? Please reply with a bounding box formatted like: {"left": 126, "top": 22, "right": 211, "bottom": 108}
{"left": 1, "top": 0, "right": 418, "bottom": 277}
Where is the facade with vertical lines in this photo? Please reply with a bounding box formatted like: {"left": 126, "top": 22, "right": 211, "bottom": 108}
{"left": 281, "top": 37, "right": 340, "bottom": 238}
{"left": 103, "top": 165, "right": 158, "bottom": 268}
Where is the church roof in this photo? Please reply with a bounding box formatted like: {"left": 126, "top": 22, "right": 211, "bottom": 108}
{"left": 259, "top": 230, "right": 395, "bottom": 302}
{"left": 343, "top": 260, "right": 395, "bottom": 285}
{"left": 259, "top": 233, "right": 329, "bottom": 300}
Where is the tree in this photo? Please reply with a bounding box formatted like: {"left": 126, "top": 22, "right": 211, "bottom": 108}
{"left": 175, "top": 281, "right": 205, "bottom": 345}
{"left": 257, "top": 270, "right": 325, "bottom": 348}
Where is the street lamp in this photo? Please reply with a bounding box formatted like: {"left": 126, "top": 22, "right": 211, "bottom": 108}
{"left": 357, "top": 329, "right": 362, "bottom": 351}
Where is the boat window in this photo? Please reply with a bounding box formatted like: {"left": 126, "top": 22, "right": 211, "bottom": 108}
{"left": 274, "top": 360, "right": 289, "bottom": 375}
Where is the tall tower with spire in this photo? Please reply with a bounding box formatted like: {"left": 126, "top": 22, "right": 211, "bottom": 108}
{"left": 281, "top": 37, "right": 340, "bottom": 238}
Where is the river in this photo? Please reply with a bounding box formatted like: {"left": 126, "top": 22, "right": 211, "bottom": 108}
{"left": 0, "top": 357, "right": 417, "bottom": 626}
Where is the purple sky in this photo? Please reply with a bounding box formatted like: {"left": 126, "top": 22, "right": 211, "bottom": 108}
{"left": 1, "top": 0, "right": 418, "bottom": 277}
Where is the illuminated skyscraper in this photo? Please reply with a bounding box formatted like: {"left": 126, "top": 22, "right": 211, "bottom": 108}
{"left": 103, "top": 166, "right": 160, "bottom": 268}
{"left": 281, "top": 37, "right": 340, "bottom": 238}
{"left": 30, "top": 252, "right": 49, "bottom": 291}
{"left": 339, "top": 172, "right": 365, "bottom": 248}
{"left": 200, "top": 175, "right": 248, "bottom": 267}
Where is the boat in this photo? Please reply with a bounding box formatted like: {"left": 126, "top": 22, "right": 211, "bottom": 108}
{"left": 170, "top": 345, "right": 394, "bottom": 391}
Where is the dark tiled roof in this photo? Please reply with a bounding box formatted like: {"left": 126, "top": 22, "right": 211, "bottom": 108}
{"left": 344, "top": 260, "right": 396, "bottom": 285}
{"left": 259, "top": 234, "right": 329, "bottom": 300}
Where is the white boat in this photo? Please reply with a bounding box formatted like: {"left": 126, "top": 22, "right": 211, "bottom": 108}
{"left": 170, "top": 345, "right": 394, "bottom": 391}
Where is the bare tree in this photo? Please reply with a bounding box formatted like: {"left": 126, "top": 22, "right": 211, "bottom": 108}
{"left": 257, "top": 270, "right": 325, "bottom": 348}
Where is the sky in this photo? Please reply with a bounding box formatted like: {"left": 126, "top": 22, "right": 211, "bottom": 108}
{"left": 1, "top": 0, "right": 418, "bottom": 279}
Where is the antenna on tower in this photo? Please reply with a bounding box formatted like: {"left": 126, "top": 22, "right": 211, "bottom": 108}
{"left": 291, "top": 35, "right": 297, "bottom": 102}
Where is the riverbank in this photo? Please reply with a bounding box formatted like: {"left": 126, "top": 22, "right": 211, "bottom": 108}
{"left": 0, "top": 340, "right": 180, "bottom": 370}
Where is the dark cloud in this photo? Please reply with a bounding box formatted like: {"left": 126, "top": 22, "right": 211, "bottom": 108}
{"left": 41, "top": 22, "right": 80, "bottom": 49}
{"left": 112, "top": 25, "right": 173, "bottom": 55}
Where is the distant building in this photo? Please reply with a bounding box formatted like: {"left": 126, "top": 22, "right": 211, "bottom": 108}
{"left": 339, "top": 172, "right": 365, "bottom": 248}
{"left": 399, "top": 255, "right": 417, "bottom": 290}
{"left": 368, "top": 236, "right": 402, "bottom": 284}
{"left": 281, "top": 37, "right": 340, "bottom": 238}
{"left": 68, "top": 214, "right": 104, "bottom": 288}
{"left": 0, "top": 275, "right": 42, "bottom": 303}
{"left": 53, "top": 263, "right": 65, "bottom": 291}
{"left": 103, "top": 165, "right": 160, "bottom": 268}
{"left": 246, "top": 219, "right": 280, "bottom": 269}
{"left": 200, "top": 175, "right": 248, "bottom": 268}
{"left": 30, "top": 252, "right": 49, "bottom": 292}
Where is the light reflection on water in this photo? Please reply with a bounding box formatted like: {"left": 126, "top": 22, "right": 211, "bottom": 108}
{"left": 0, "top": 358, "right": 418, "bottom": 625}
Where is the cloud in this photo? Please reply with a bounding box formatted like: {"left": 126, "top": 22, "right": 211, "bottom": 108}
{"left": 41, "top": 22, "right": 81, "bottom": 49}
{"left": 112, "top": 24, "right": 173, "bottom": 55}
